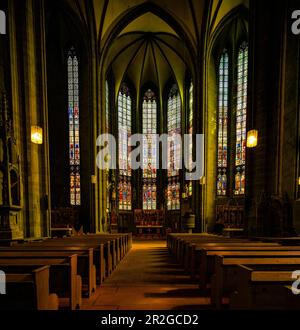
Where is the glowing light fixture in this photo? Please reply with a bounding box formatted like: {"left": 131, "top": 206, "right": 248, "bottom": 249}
{"left": 246, "top": 129, "right": 258, "bottom": 148}
{"left": 298, "top": 177, "right": 300, "bottom": 186}
{"left": 31, "top": 126, "right": 43, "bottom": 144}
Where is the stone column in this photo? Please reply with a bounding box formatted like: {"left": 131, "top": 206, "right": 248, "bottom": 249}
{"left": 246, "top": 0, "right": 288, "bottom": 236}
{"left": 20, "top": 0, "right": 50, "bottom": 239}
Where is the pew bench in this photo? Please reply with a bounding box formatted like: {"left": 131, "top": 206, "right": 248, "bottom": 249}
{"left": 0, "top": 249, "right": 96, "bottom": 298}
{"left": 186, "top": 242, "right": 281, "bottom": 277}
{"left": 200, "top": 249, "right": 300, "bottom": 289}
{"left": 188, "top": 242, "right": 280, "bottom": 282}
{"left": 0, "top": 265, "right": 58, "bottom": 310}
{"left": 0, "top": 254, "right": 80, "bottom": 310}
{"left": 229, "top": 265, "right": 300, "bottom": 309}
{"left": 211, "top": 256, "right": 300, "bottom": 308}
{"left": 6, "top": 242, "right": 107, "bottom": 285}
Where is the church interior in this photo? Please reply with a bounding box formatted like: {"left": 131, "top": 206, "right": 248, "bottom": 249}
{"left": 1, "top": 0, "right": 300, "bottom": 311}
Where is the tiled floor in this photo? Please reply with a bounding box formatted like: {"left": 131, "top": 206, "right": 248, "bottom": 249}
{"left": 82, "top": 241, "right": 211, "bottom": 310}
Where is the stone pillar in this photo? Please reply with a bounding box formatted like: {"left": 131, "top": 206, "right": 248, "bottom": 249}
{"left": 20, "top": 0, "right": 50, "bottom": 239}
{"left": 0, "top": 1, "right": 24, "bottom": 244}
{"left": 246, "top": 0, "right": 288, "bottom": 236}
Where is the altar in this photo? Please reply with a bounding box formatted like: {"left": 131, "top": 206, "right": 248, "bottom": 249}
{"left": 134, "top": 209, "right": 165, "bottom": 238}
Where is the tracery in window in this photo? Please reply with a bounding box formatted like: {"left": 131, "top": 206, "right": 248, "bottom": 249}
{"left": 68, "top": 47, "right": 81, "bottom": 205}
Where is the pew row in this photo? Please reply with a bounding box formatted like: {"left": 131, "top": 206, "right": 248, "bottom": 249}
{"left": 0, "top": 233, "right": 132, "bottom": 310}
{"left": 0, "top": 266, "right": 59, "bottom": 310}
{"left": 229, "top": 265, "right": 300, "bottom": 309}
{"left": 0, "top": 256, "right": 80, "bottom": 310}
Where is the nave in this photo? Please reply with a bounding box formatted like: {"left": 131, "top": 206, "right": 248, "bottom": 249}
{"left": 1, "top": 0, "right": 300, "bottom": 314}
{"left": 82, "top": 240, "right": 206, "bottom": 310}
{"left": 2, "top": 233, "right": 300, "bottom": 310}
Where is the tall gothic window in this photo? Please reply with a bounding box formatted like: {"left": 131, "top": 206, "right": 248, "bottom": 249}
{"left": 105, "top": 80, "right": 109, "bottom": 134}
{"left": 235, "top": 42, "right": 248, "bottom": 195}
{"left": 217, "top": 51, "right": 229, "bottom": 196}
{"left": 118, "top": 83, "right": 132, "bottom": 210}
{"left": 105, "top": 80, "right": 110, "bottom": 210}
{"left": 68, "top": 47, "right": 81, "bottom": 206}
{"left": 216, "top": 43, "right": 248, "bottom": 197}
{"left": 167, "top": 84, "right": 181, "bottom": 210}
{"left": 187, "top": 81, "right": 193, "bottom": 197}
{"left": 142, "top": 89, "right": 157, "bottom": 210}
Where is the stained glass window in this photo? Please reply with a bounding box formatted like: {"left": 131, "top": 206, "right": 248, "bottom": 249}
{"left": 167, "top": 84, "right": 181, "bottom": 210}
{"left": 217, "top": 50, "right": 229, "bottom": 196}
{"left": 68, "top": 47, "right": 81, "bottom": 206}
{"left": 118, "top": 83, "right": 132, "bottom": 210}
{"left": 142, "top": 89, "right": 157, "bottom": 210}
{"left": 235, "top": 42, "right": 248, "bottom": 195}
{"left": 187, "top": 81, "right": 193, "bottom": 197}
{"left": 105, "top": 80, "right": 110, "bottom": 210}
{"left": 105, "top": 80, "right": 109, "bottom": 134}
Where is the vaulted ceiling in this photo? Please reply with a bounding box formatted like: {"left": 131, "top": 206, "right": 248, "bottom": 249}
{"left": 104, "top": 15, "right": 193, "bottom": 100}
{"left": 63, "top": 0, "right": 249, "bottom": 98}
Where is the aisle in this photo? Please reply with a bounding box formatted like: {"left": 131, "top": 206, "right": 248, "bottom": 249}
{"left": 83, "top": 240, "right": 210, "bottom": 310}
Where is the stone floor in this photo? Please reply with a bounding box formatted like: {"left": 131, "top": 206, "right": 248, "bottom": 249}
{"left": 82, "top": 240, "right": 211, "bottom": 310}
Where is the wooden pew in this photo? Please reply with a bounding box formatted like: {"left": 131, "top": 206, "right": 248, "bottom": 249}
{"left": 187, "top": 242, "right": 280, "bottom": 276}
{"left": 69, "top": 233, "right": 132, "bottom": 263}
{"left": 61, "top": 237, "right": 115, "bottom": 274}
{"left": 18, "top": 233, "right": 131, "bottom": 282}
{"left": 168, "top": 233, "right": 279, "bottom": 270}
{"left": 187, "top": 242, "right": 280, "bottom": 282}
{"left": 0, "top": 265, "right": 58, "bottom": 310}
{"left": 0, "top": 249, "right": 95, "bottom": 298}
{"left": 87, "top": 234, "right": 129, "bottom": 261}
{"left": 3, "top": 242, "right": 106, "bottom": 286}
{"left": 176, "top": 236, "right": 245, "bottom": 263}
{"left": 167, "top": 233, "right": 222, "bottom": 260}
{"left": 0, "top": 254, "right": 80, "bottom": 310}
{"left": 36, "top": 236, "right": 119, "bottom": 275}
{"left": 2, "top": 233, "right": 131, "bottom": 288}
{"left": 211, "top": 255, "right": 300, "bottom": 308}
{"left": 200, "top": 248, "right": 300, "bottom": 288}
{"left": 180, "top": 238, "right": 248, "bottom": 266}
{"left": 69, "top": 233, "right": 131, "bottom": 261}
{"left": 229, "top": 264, "right": 300, "bottom": 309}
